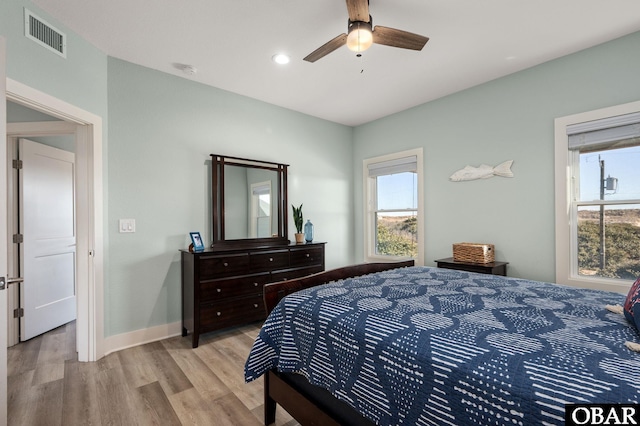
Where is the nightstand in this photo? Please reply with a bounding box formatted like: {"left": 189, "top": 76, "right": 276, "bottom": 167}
{"left": 434, "top": 257, "right": 508, "bottom": 276}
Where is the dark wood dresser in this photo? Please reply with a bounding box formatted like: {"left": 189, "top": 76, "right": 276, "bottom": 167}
{"left": 181, "top": 242, "right": 325, "bottom": 347}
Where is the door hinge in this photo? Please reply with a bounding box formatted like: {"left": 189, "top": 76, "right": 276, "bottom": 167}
{"left": 12, "top": 159, "right": 23, "bottom": 169}
{"left": 13, "top": 234, "right": 24, "bottom": 244}
{"left": 13, "top": 308, "right": 24, "bottom": 319}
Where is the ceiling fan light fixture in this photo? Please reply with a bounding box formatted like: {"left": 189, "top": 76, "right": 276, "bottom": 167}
{"left": 347, "top": 20, "right": 373, "bottom": 53}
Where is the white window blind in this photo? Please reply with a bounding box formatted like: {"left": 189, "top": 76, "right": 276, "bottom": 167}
{"left": 567, "top": 111, "right": 640, "bottom": 151}
{"left": 252, "top": 184, "right": 270, "bottom": 195}
{"left": 367, "top": 155, "right": 417, "bottom": 177}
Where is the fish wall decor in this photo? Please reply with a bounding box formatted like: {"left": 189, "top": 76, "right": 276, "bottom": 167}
{"left": 449, "top": 160, "right": 514, "bottom": 182}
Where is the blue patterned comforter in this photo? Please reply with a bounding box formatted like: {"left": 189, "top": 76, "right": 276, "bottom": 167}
{"left": 244, "top": 266, "right": 640, "bottom": 425}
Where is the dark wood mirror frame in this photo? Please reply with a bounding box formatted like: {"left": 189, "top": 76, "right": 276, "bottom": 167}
{"left": 211, "top": 154, "right": 289, "bottom": 249}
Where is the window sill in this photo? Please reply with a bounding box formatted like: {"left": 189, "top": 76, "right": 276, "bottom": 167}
{"left": 559, "top": 275, "right": 631, "bottom": 295}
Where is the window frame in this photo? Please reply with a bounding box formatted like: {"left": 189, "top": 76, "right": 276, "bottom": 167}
{"left": 363, "top": 148, "right": 424, "bottom": 265}
{"left": 554, "top": 100, "right": 640, "bottom": 293}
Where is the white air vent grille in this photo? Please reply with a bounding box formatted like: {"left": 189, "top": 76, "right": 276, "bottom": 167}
{"left": 24, "top": 8, "right": 66, "bottom": 58}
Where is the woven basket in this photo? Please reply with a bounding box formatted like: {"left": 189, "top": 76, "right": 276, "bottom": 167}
{"left": 453, "top": 243, "right": 495, "bottom": 264}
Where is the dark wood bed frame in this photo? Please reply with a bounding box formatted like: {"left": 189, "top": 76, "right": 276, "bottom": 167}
{"left": 261, "top": 260, "right": 415, "bottom": 426}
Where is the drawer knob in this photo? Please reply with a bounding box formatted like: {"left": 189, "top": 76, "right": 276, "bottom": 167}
{"left": 217, "top": 288, "right": 221, "bottom": 293}
{"left": 254, "top": 304, "right": 258, "bottom": 308}
{"left": 223, "top": 262, "right": 228, "bottom": 267}
{"left": 269, "top": 257, "right": 273, "bottom": 262}
{"left": 254, "top": 282, "right": 258, "bottom": 287}
{"left": 306, "top": 253, "right": 310, "bottom": 257}
{"left": 217, "top": 312, "right": 221, "bottom": 316}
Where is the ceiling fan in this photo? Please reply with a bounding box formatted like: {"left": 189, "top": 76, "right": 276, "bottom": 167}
{"left": 303, "top": 0, "right": 429, "bottom": 63}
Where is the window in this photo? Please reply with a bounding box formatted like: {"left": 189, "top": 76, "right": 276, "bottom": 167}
{"left": 364, "top": 149, "right": 424, "bottom": 265}
{"left": 555, "top": 103, "right": 640, "bottom": 292}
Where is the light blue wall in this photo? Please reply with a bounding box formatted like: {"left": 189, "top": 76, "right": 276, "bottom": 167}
{"left": 8, "top": 100, "right": 57, "bottom": 122}
{"left": 353, "top": 31, "right": 640, "bottom": 283}
{"left": 106, "top": 58, "right": 353, "bottom": 336}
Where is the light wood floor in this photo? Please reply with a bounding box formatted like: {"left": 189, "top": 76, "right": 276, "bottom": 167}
{"left": 8, "top": 321, "right": 300, "bottom": 426}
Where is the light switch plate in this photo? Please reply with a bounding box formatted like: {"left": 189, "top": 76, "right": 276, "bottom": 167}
{"left": 119, "top": 218, "right": 136, "bottom": 233}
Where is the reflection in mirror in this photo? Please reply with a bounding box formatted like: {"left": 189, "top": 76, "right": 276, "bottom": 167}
{"left": 211, "top": 154, "right": 289, "bottom": 248}
{"left": 223, "top": 166, "right": 278, "bottom": 239}
{"left": 251, "top": 181, "right": 271, "bottom": 238}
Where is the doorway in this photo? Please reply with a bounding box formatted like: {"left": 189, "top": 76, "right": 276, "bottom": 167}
{"left": 6, "top": 130, "right": 77, "bottom": 344}
{"left": 5, "top": 79, "right": 104, "bottom": 362}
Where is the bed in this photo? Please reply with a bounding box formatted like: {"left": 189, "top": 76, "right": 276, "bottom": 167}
{"left": 244, "top": 261, "right": 640, "bottom": 425}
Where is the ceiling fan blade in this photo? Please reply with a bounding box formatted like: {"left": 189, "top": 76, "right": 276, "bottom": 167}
{"left": 303, "top": 33, "right": 348, "bottom": 62}
{"left": 345, "top": 0, "right": 370, "bottom": 23}
{"left": 372, "top": 26, "right": 429, "bottom": 51}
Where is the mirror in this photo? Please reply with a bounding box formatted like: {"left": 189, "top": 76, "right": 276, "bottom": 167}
{"left": 211, "top": 154, "right": 289, "bottom": 248}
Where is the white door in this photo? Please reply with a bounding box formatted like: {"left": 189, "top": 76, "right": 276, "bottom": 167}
{"left": 1, "top": 36, "right": 10, "bottom": 425}
{"left": 20, "top": 138, "right": 76, "bottom": 340}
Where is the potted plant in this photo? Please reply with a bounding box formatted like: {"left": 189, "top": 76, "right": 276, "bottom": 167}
{"left": 292, "top": 203, "right": 305, "bottom": 243}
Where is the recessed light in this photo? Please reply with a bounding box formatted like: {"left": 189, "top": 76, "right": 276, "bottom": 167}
{"left": 272, "top": 54, "right": 290, "bottom": 65}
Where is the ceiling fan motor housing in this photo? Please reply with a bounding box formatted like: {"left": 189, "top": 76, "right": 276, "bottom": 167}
{"left": 348, "top": 17, "right": 373, "bottom": 34}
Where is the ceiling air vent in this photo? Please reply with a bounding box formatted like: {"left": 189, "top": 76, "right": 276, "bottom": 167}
{"left": 24, "top": 8, "right": 66, "bottom": 58}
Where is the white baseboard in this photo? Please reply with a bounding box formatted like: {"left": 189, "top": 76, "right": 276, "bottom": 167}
{"left": 103, "top": 320, "right": 183, "bottom": 356}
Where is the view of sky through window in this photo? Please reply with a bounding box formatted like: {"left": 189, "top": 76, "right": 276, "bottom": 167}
{"left": 580, "top": 145, "right": 640, "bottom": 202}
{"left": 376, "top": 172, "right": 417, "bottom": 212}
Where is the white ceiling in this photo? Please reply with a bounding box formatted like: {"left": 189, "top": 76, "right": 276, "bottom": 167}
{"left": 31, "top": 0, "right": 640, "bottom": 126}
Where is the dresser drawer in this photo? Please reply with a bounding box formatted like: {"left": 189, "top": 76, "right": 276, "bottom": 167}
{"left": 250, "top": 250, "right": 289, "bottom": 271}
{"left": 200, "top": 295, "right": 266, "bottom": 330}
{"left": 198, "top": 253, "right": 250, "bottom": 279}
{"left": 271, "top": 265, "right": 324, "bottom": 283}
{"left": 200, "top": 273, "right": 270, "bottom": 301}
{"left": 290, "top": 246, "right": 324, "bottom": 267}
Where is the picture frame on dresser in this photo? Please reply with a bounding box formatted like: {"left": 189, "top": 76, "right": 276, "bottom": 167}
{"left": 189, "top": 231, "right": 204, "bottom": 251}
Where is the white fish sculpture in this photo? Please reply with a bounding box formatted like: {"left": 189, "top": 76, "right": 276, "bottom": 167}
{"left": 449, "top": 160, "right": 514, "bottom": 182}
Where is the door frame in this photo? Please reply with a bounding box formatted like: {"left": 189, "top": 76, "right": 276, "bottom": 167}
{"left": 6, "top": 79, "right": 104, "bottom": 362}
{"left": 1, "top": 35, "right": 8, "bottom": 426}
